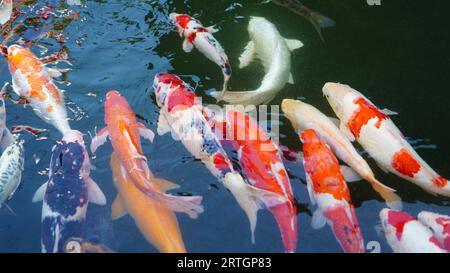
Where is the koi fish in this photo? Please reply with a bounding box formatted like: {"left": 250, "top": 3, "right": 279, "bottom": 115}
{"left": 216, "top": 110, "right": 297, "bottom": 252}
{"left": 110, "top": 153, "right": 187, "bottom": 253}
{"left": 380, "top": 208, "right": 447, "bottom": 253}
{"left": 170, "top": 13, "right": 231, "bottom": 98}
{"left": 211, "top": 17, "right": 303, "bottom": 105}
{"left": 0, "top": 138, "right": 24, "bottom": 210}
{"left": 7, "top": 44, "right": 71, "bottom": 135}
{"left": 301, "top": 129, "right": 364, "bottom": 253}
{"left": 90, "top": 90, "right": 203, "bottom": 219}
{"left": 418, "top": 211, "right": 450, "bottom": 251}
{"left": 323, "top": 82, "right": 450, "bottom": 197}
{"left": 282, "top": 99, "right": 401, "bottom": 209}
{"left": 153, "top": 73, "right": 287, "bottom": 242}
{"left": 266, "top": 0, "right": 336, "bottom": 42}
{"left": 64, "top": 237, "right": 115, "bottom": 253}
{"left": 0, "top": 0, "right": 12, "bottom": 25}
{"left": 32, "top": 130, "right": 106, "bottom": 253}
{"left": 0, "top": 90, "right": 15, "bottom": 149}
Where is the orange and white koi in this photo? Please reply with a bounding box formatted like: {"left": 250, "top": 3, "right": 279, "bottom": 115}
{"left": 90, "top": 90, "right": 203, "bottom": 219}
{"left": 170, "top": 13, "right": 231, "bottom": 98}
{"left": 301, "top": 129, "right": 364, "bottom": 253}
{"left": 153, "top": 73, "right": 287, "bottom": 242}
{"left": 380, "top": 209, "right": 447, "bottom": 253}
{"left": 6, "top": 44, "right": 71, "bottom": 135}
{"left": 418, "top": 211, "right": 450, "bottom": 251}
{"left": 110, "top": 153, "right": 187, "bottom": 253}
{"left": 282, "top": 98, "right": 401, "bottom": 209}
{"left": 323, "top": 82, "right": 450, "bottom": 197}
{"left": 210, "top": 110, "right": 297, "bottom": 252}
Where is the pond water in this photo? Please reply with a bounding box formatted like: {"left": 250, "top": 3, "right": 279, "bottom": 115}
{"left": 0, "top": 0, "right": 449, "bottom": 253}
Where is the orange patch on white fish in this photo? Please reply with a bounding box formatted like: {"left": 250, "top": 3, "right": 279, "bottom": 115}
{"left": 347, "top": 97, "right": 388, "bottom": 138}
{"left": 391, "top": 148, "right": 421, "bottom": 177}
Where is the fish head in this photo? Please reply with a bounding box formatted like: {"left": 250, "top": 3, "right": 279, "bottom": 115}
{"left": 63, "top": 130, "right": 85, "bottom": 146}
{"left": 105, "top": 90, "right": 134, "bottom": 121}
{"left": 6, "top": 44, "right": 27, "bottom": 69}
{"left": 322, "top": 82, "right": 357, "bottom": 119}
{"left": 281, "top": 99, "right": 314, "bottom": 132}
{"left": 248, "top": 16, "right": 269, "bottom": 39}
{"left": 300, "top": 129, "right": 320, "bottom": 145}
{"left": 153, "top": 73, "right": 185, "bottom": 107}
{"left": 379, "top": 208, "right": 415, "bottom": 245}
{"left": 418, "top": 211, "right": 450, "bottom": 237}
{"left": 64, "top": 237, "right": 83, "bottom": 253}
{"left": 169, "top": 13, "right": 192, "bottom": 36}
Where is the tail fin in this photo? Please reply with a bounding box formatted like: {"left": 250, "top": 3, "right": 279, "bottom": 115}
{"left": 223, "top": 172, "right": 288, "bottom": 244}
{"left": 159, "top": 193, "right": 204, "bottom": 219}
{"left": 308, "top": 11, "right": 336, "bottom": 42}
{"left": 369, "top": 178, "right": 403, "bottom": 211}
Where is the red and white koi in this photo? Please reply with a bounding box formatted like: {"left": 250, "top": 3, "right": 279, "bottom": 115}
{"left": 90, "top": 90, "right": 203, "bottom": 219}
{"left": 418, "top": 211, "right": 450, "bottom": 251}
{"left": 210, "top": 110, "right": 297, "bottom": 252}
{"left": 169, "top": 13, "right": 231, "bottom": 98}
{"left": 282, "top": 98, "right": 401, "bottom": 209}
{"left": 7, "top": 44, "right": 71, "bottom": 135}
{"left": 301, "top": 129, "right": 364, "bottom": 253}
{"left": 153, "top": 73, "right": 287, "bottom": 241}
{"left": 380, "top": 208, "right": 447, "bottom": 253}
{"left": 323, "top": 82, "right": 450, "bottom": 197}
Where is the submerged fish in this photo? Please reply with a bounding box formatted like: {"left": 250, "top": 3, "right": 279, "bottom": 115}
{"left": 268, "top": 0, "right": 336, "bottom": 42}
{"left": 301, "top": 129, "right": 364, "bottom": 253}
{"left": 7, "top": 44, "right": 71, "bottom": 135}
{"left": 90, "top": 90, "right": 203, "bottom": 219}
{"left": 0, "top": 0, "right": 12, "bottom": 25}
{"left": 213, "top": 110, "right": 297, "bottom": 252}
{"left": 211, "top": 17, "right": 303, "bottom": 105}
{"left": 323, "top": 82, "right": 450, "bottom": 197}
{"left": 380, "top": 209, "right": 447, "bottom": 253}
{"left": 32, "top": 130, "right": 106, "bottom": 253}
{"left": 64, "top": 237, "right": 115, "bottom": 253}
{"left": 110, "top": 153, "right": 187, "bottom": 253}
{"left": 170, "top": 13, "right": 231, "bottom": 98}
{"left": 418, "top": 211, "right": 450, "bottom": 251}
{"left": 153, "top": 73, "right": 287, "bottom": 242}
{"left": 282, "top": 99, "right": 401, "bottom": 209}
{"left": 0, "top": 139, "right": 24, "bottom": 209}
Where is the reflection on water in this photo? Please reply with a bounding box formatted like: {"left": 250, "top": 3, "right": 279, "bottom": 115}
{"left": 0, "top": 0, "right": 448, "bottom": 253}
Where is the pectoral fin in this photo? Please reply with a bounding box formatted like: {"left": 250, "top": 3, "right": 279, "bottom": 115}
{"left": 311, "top": 209, "right": 327, "bottom": 230}
{"left": 157, "top": 112, "right": 171, "bottom": 136}
{"left": 238, "top": 41, "right": 255, "bottom": 69}
{"left": 32, "top": 183, "right": 48, "bottom": 203}
{"left": 284, "top": 38, "right": 304, "bottom": 52}
{"left": 182, "top": 39, "right": 194, "bottom": 53}
{"left": 152, "top": 178, "right": 180, "bottom": 192}
{"left": 111, "top": 195, "right": 127, "bottom": 220}
{"left": 86, "top": 176, "right": 107, "bottom": 205}
{"left": 288, "top": 73, "right": 294, "bottom": 84}
{"left": 90, "top": 127, "right": 109, "bottom": 153}
{"left": 206, "top": 25, "right": 219, "bottom": 33}
{"left": 137, "top": 122, "right": 155, "bottom": 143}
{"left": 381, "top": 108, "right": 398, "bottom": 116}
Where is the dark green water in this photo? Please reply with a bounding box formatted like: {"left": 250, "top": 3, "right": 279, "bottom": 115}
{"left": 0, "top": 0, "right": 448, "bottom": 252}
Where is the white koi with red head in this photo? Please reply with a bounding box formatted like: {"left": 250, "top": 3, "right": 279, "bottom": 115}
{"left": 169, "top": 13, "right": 231, "bottom": 98}
{"left": 323, "top": 82, "right": 450, "bottom": 197}
{"left": 153, "top": 73, "right": 288, "bottom": 243}
{"left": 380, "top": 208, "right": 447, "bottom": 253}
{"left": 282, "top": 98, "right": 401, "bottom": 209}
{"left": 7, "top": 44, "right": 71, "bottom": 135}
{"left": 418, "top": 211, "right": 450, "bottom": 251}
{"left": 210, "top": 16, "right": 303, "bottom": 105}
{"left": 213, "top": 110, "right": 297, "bottom": 252}
{"left": 301, "top": 129, "right": 364, "bottom": 253}
{"left": 90, "top": 90, "right": 203, "bottom": 219}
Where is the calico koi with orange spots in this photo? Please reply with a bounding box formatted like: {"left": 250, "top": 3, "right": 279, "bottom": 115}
{"left": 323, "top": 82, "right": 450, "bottom": 197}
{"left": 301, "top": 129, "right": 364, "bottom": 253}
{"left": 7, "top": 44, "right": 71, "bottom": 135}
{"left": 418, "top": 211, "right": 450, "bottom": 251}
{"left": 90, "top": 90, "right": 204, "bottom": 219}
